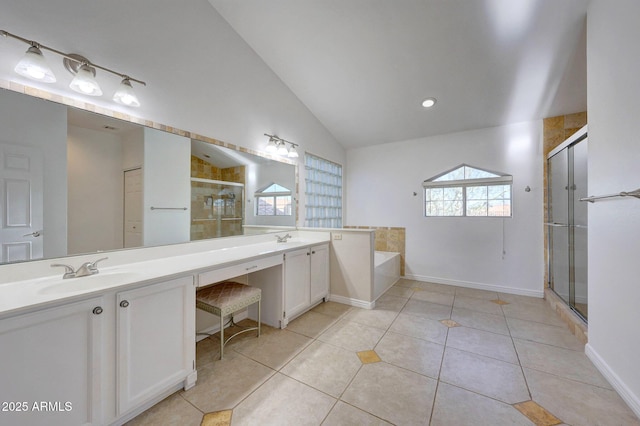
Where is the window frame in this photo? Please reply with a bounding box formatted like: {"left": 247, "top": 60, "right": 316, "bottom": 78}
{"left": 423, "top": 164, "right": 513, "bottom": 218}
{"left": 255, "top": 183, "right": 293, "bottom": 216}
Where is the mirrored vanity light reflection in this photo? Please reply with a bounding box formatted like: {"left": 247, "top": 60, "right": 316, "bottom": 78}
{"left": 0, "top": 87, "right": 297, "bottom": 266}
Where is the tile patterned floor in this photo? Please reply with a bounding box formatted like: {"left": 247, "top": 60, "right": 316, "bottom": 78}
{"left": 127, "top": 279, "right": 640, "bottom": 426}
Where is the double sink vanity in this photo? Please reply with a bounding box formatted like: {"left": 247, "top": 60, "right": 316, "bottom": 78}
{"left": 0, "top": 230, "right": 330, "bottom": 426}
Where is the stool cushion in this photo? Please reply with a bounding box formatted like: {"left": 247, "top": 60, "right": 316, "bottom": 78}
{"left": 196, "top": 281, "right": 261, "bottom": 317}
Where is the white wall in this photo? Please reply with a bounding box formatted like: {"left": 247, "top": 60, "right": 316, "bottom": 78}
{"left": 0, "top": 90, "right": 68, "bottom": 259}
{"left": 143, "top": 128, "right": 191, "bottom": 246}
{"left": 346, "top": 120, "right": 544, "bottom": 296}
{"left": 585, "top": 0, "right": 640, "bottom": 416}
{"left": 67, "top": 125, "right": 124, "bottom": 254}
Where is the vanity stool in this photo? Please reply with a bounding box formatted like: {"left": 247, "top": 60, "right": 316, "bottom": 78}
{"left": 196, "top": 281, "right": 261, "bottom": 359}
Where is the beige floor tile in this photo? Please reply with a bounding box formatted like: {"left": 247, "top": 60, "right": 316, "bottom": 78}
{"left": 455, "top": 287, "right": 499, "bottom": 300}
{"left": 446, "top": 326, "right": 519, "bottom": 364}
{"left": 322, "top": 401, "right": 392, "bottom": 425}
{"left": 311, "top": 301, "right": 352, "bottom": 318}
{"left": 374, "top": 293, "right": 409, "bottom": 311}
{"left": 431, "top": 382, "right": 535, "bottom": 426}
{"left": 286, "top": 311, "right": 340, "bottom": 338}
{"left": 280, "top": 340, "right": 362, "bottom": 397}
{"left": 440, "top": 347, "right": 530, "bottom": 404}
{"left": 501, "top": 302, "right": 564, "bottom": 327}
{"left": 233, "top": 328, "right": 312, "bottom": 370}
{"left": 524, "top": 368, "right": 640, "bottom": 426}
{"left": 342, "top": 307, "right": 398, "bottom": 330}
{"left": 342, "top": 362, "right": 437, "bottom": 425}
{"left": 507, "top": 317, "right": 584, "bottom": 351}
{"left": 497, "top": 292, "right": 547, "bottom": 307}
{"left": 196, "top": 337, "right": 220, "bottom": 368}
{"left": 393, "top": 278, "right": 419, "bottom": 288}
{"left": 453, "top": 295, "right": 504, "bottom": 315}
{"left": 401, "top": 298, "right": 452, "bottom": 320}
{"left": 413, "top": 281, "right": 457, "bottom": 295}
{"left": 389, "top": 312, "right": 448, "bottom": 344}
{"left": 181, "top": 351, "right": 274, "bottom": 413}
{"left": 318, "top": 318, "right": 386, "bottom": 352}
{"left": 451, "top": 306, "right": 510, "bottom": 335}
{"left": 125, "top": 393, "right": 203, "bottom": 426}
{"left": 232, "top": 373, "right": 336, "bottom": 426}
{"left": 382, "top": 285, "right": 413, "bottom": 299}
{"left": 375, "top": 331, "right": 444, "bottom": 378}
{"left": 411, "top": 289, "right": 455, "bottom": 306}
{"left": 514, "top": 339, "right": 612, "bottom": 389}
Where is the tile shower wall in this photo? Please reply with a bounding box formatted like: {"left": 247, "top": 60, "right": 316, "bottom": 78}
{"left": 344, "top": 226, "right": 405, "bottom": 276}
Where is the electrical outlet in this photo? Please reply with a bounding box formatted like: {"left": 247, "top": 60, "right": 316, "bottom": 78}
{"left": 333, "top": 234, "right": 342, "bottom": 240}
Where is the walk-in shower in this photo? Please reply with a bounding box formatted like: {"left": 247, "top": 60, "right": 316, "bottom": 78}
{"left": 546, "top": 126, "right": 588, "bottom": 320}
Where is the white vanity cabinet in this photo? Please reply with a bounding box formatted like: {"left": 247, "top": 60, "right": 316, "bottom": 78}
{"left": 309, "top": 243, "right": 330, "bottom": 304}
{"left": 283, "top": 243, "right": 330, "bottom": 325}
{"left": 116, "top": 276, "right": 195, "bottom": 417}
{"left": 0, "top": 296, "right": 105, "bottom": 426}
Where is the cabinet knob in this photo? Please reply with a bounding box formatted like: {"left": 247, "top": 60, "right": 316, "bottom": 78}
{"left": 120, "top": 300, "right": 130, "bottom": 308}
{"left": 92, "top": 306, "right": 103, "bottom": 315}
{"left": 312, "top": 251, "right": 316, "bottom": 254}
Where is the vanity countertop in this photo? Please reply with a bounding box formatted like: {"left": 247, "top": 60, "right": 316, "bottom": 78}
{"left": 0, "top": 232, "right": 330, "bottom": 319}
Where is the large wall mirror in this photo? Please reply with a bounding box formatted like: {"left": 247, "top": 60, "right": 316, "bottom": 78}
{"left": 0, "top": 88, "right": 296, "bottom": 265}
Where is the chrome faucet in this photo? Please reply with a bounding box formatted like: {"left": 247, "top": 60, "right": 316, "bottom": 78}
{"left": 51, "top": 257, "right": 109, "bottom": 279}
{"left": 276, "top": 233, "right": 292, "bottom": 243}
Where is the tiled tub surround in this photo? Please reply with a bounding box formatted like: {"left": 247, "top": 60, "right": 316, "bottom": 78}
{"left": 128, "top": 279, "right": 639, "bottom": 426}
{"left": 345, "top": 226, "right": 406, "bottom": 276}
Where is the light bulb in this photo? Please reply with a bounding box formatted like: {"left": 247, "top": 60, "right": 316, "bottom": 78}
{"left": 277, "top": 142, "right": 289, "bottom": 156}
{"left": 113, "top": 78, "right": 140, "bottom": 107}
{"left": 14, "top": 46, "right": 56, "bottom": 83}
{"left": 69, "top": 64, "right": 102, "bottom": 96}
{"left": 265, "top": 138, "right": 278, "bottom": 153}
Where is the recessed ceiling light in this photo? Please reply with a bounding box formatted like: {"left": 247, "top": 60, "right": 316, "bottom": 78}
{"left": 422, "top": 98, "right": 437, "bottom": 108}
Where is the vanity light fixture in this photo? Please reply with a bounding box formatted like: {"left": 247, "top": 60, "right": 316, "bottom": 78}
{"left": 263, "top": 133, "right": 300, "bottom": 158}
{"left": 422, "top": 97, "right": 437, "bottom": 108}
{"left": 1, "top": 29, "right": 145, "bottom": 107}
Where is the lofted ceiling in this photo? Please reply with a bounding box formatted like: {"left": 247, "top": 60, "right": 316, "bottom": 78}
{"left": 209, "top": 0, "right": 588, "bottom": 148}
{"left": 0, "top": 1, "right": 588, "bottom": 150}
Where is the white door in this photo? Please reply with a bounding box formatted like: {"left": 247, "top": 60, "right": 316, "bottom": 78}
{"left": 123, "top": 168, "right": 143, "bottom": 248}
{"left": 0, "top": 143, "right": 43, "bottom": 263}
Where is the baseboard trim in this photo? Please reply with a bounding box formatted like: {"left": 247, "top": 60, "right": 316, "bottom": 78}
{"left": 403, "top": 274, "right": 544, "bottom": 298}
{"left": 328, "top": 293, "right": 374, "bottom": 310}
{"left": 585, "top": 343, "right": 640, "bottom": 418}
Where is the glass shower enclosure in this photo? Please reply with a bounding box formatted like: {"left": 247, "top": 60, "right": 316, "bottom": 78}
{"left": 547, "top": 129, "right": 588, "bottom": 320}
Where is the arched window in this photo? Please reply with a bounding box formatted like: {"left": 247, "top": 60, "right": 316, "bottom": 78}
{"left": 255, "top": 183, "right": 292, "bottom": 216}
{"left": 423, "top": 164, "right": 512, "bottom": 217}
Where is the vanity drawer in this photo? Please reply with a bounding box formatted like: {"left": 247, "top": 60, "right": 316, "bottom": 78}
{"left": 197, "top": 254, "right": 283, "bottom": 286}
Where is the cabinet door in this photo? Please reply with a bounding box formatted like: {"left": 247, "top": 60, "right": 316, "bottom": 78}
{"left": 310, "top": 244, "right": 330, "bottom": 303}
{"left": 116, "top": 276, "right": 195, "bottom": 415}
{"left": 0, "top": 297, "right": 104, "bottom": 426}
{"left": 284, "top": 247, "right": 311, "bottom": 323}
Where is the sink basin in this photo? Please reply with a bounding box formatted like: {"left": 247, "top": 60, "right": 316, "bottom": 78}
{"left": 37, "top": 271, "right": 139, "bottom": 295}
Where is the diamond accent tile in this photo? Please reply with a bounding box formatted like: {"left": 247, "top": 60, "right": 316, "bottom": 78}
{"left": 513, "top": 400, "right": 562, "bottom": 426}
{"left": 440, "top": 319, "right": 460, "bottom": 328}
{"left": 411, "top": 287, "right": 424, "bottom": 292}
{"left": 357, "top": 350, "right": 381, "bottom": 364}
{"left": 201, "top": 410, "right": 232, "bottom": 426}
{"left": 491, "top": 299, "right": 510, "bottom": 305}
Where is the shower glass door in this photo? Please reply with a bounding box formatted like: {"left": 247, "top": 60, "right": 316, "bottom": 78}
{"left": 547, "top": 135, "right": 588, "bottom": 321}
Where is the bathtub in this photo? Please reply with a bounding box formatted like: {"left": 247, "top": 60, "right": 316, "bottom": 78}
{"left": 374, "top": 251, "right": 401, "bottom": 300}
